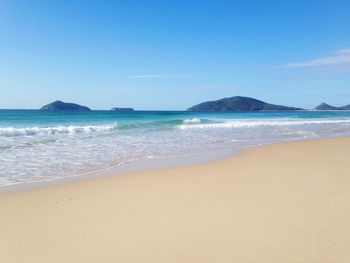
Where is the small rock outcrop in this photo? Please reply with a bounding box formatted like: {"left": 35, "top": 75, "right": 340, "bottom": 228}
{"left": 111, "top": 107, "right": 134, "bottom": 112}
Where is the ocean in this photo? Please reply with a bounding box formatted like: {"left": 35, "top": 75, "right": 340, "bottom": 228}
{"left": 1, "top": 109, "right": 350, "bottom": 187}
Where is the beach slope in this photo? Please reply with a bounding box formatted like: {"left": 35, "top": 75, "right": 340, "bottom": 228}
{"left": 1, "top": 137, "right": 350, "bottom": 263}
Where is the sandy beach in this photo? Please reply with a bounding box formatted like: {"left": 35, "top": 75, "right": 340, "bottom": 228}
{"left": 1, "top": 137, "right": 350, "bottom": 263}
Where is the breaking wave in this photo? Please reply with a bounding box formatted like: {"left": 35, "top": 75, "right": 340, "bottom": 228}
{"left": 0, "top": 123, "right": 118, "bottom": 137}
{"left": 178, "top": 119, "right": 350, "bottom": 129}
{"left": 183, "top": 118, "right": 202, "bottom": 124}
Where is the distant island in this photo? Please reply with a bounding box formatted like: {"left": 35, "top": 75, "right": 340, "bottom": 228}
{"left": 111, "top": 107, "right": 135, "bottom": 112}
{"left": 314, "top": 103, "right": 350, "bottom": 111}
{"left": 40, "top": 101, "right": 91, "bottom": 111}
{"left": 37, "top": 98, "right": 350, "bottom": 112}
{"left": 187, "top": 96, "right": 302, "bottom": 112}
{"left": 314, "top": 103, "right": 341, "bottom": 111}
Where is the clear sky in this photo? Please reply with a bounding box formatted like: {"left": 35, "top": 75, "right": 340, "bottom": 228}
{"left": 0, "top": 0, "right": 349, "bottom": 110}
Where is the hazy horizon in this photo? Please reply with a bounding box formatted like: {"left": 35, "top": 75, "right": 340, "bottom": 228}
{"left": 1, "top": 1, "right": 349, "bottom": 110}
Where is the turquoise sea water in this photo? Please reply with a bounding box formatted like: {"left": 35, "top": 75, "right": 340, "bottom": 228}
{"left": 1, "top": 110, "right": 350, "bottom": 187}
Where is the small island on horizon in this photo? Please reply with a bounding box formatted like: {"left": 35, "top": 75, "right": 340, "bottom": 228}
{"left": 111, "top": 107, "right": 135, "bottom": 112}
{"left": 314, "top": 103, "right": 350, "bottom": 111}
{"left": 40, "top": 100, "right": 91, "bottom": 111}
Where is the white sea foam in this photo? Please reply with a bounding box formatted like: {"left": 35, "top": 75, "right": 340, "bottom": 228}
{"left": 183, "top": 118, "right": 202, "bottom": 124}
{"left": 178, "top": 119, "right": 350, "bottom": 129}
{"left": 0, "top": 123, "right": 118, "bottom": 137}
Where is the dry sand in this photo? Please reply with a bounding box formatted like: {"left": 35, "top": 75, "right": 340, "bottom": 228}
{"left": 1, "top": 137, "right": 350, "bottom": 263}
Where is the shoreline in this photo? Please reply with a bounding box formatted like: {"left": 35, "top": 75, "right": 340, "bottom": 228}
{"left": 1, "top": 134, "right": 347, "bottom": 194}
{"left": 1, "top": 136, "right": 350, "bottom": 262}
{"left": 0, "top": 145, "right": 241, "bottom": 193}
{"left": 2, "top": 109, "right": 350, "bottom": 191}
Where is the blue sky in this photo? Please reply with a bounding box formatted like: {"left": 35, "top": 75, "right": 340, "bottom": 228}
{"left": 0, "top": 0, "right": 349, "bottom": 110}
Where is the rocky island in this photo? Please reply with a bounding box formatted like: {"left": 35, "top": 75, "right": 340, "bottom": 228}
{"left": 340, "top": 104, "right": 350, "bottom": 110}
{"left": 40, "top": 101, "right": 91, "bottom": 111}
{"left": 111, "top": 107, "right": 134, "bottom": 112}
{"left": 314, "top": 103, "right": 341, "bottom": 111}
{"left": 187, "top": 96, "right": 302, "bottom": 112}
{"left": 314, "top": 103, "right": 350, "bottom": 111}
